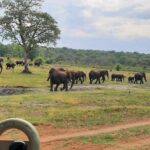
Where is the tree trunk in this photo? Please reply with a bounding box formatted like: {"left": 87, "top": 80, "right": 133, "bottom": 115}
{"left": 22, "top": 51, "right": 32, "bottom": 74}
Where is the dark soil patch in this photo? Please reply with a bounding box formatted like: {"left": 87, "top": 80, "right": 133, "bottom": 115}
{"left": 0, "top": 86, "right": 32, "bottom": 96}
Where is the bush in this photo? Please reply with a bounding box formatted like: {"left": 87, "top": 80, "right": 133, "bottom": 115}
{"left": 115, "top": 64, "right": 122, "bottom": 71}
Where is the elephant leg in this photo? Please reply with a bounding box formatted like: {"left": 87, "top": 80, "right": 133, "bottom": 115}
{"left": 101, "top": 77, "right": 105, "bottom": 83}
{"left": 95, "top": 79, "right": 97, "bottom": 84}
{"left": 50, "top": 82, "right": 53, "bottom": 91}
{"left": 76, "top": 80, "right": 78, "bottom": 84}
{"left": 62, "top": 82, "right": 68, "bottom": 91}
{"left": 80, "top": 79, "right": 82, "bottom": 84}
{"left": 0, "top": 67, "right": 2, "bottom": 74}
{"left": 81, "top": 78, "right": 84, "bottom": 84}
{"left": 70, "top": 80, "right": 74, "bottom": 89}
{"left": 103, "top": 76, "right": 105, "bottom": 82}
{"left": 99, "top": 78, "right": 101, "bottom": 84}
{"left": 54, "top": 84, "right": 60, "bottom": 91}
{"left": 89, "top": 79, "right": 92, "bottom": 84}
{"left": 80, "top": 78, "right": 83, "bottom": 84}
{"left": 134, "top": 79, "right": 136, "bottom": 84}
{"left": 82, "top": 77, "right": 84, "bottom": 82}
{"left": 65, "top": 83, "right": 68, "bottom": 91}
{"left": 61, "top": 84, "right": 66, "bottom": 91}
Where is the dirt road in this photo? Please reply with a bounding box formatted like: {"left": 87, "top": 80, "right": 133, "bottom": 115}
{"left": 41, "top": 119, "right": 150, "bottom": 143}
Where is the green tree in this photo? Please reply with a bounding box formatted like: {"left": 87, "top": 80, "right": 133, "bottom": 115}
{"left": 0, "top": 0, "right": 60, "bottom": 73}
{"left": 115, "top": 64, "right": 122, "bottom": 71}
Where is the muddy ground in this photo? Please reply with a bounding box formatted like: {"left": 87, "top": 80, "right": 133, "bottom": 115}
{"left": 0, "top": 82, "right": 149, "bottom": 96}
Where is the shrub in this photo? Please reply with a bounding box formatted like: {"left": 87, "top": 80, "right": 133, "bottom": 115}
{"left": 115, "top": 64, "right": 122, "bottom": 71}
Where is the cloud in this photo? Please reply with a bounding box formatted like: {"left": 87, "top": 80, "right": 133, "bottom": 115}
{"left": 42, "top": 0, "right": 150, "bottom": 40}
{"left": 79, "top": 0, "right": 150, "bottom": 12}
{"left": 92, "top": 16, "right": 150, "bottom": 39}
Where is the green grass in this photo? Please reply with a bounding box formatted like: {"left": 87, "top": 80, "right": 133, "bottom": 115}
{"left": 0, "top": 87, "right": 150, "bottom": 127}
{"left": 0, "top": 64, "right": 149, "bottom": 128}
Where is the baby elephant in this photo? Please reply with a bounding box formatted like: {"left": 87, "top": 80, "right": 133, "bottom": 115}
{"left": 128, "top": 76, "right": 134, "bottom": 83}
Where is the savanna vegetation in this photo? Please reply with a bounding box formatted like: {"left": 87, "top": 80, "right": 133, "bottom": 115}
{"left": 0, "top": 44, "right": 150, "bottom": 72}
{"left": 0, "top": 64, "right": 149, "bottom": 126}
{"left": 0, "top": 64, "right": 149, "bottom": 149}
{"left": 0, "top": 0, "right": 150, "bottom": 149}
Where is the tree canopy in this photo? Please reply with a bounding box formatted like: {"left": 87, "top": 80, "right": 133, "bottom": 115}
{"left": 0, "top": 0, "right": 60, "bottom": 73}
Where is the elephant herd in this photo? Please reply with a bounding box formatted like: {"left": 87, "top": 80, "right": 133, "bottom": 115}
{"left": 47, "top": 68, "right": 148, "bottom": 91}
{"left": 0, "top": 58, "right": 43, "bottom": 74}
{"left": 47, "top": 68, "right": 86, "bottom": 91}
{"left": 128, "top": 72, "right": 147, "bottom": 84}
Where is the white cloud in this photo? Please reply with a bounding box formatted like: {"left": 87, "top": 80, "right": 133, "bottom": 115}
{"left": 79, "top": 0, "right": 150, "bottom": 12}
{"left": 42, "top": 0, "right": 150, "bottom": 39}
{"left": 93, "top": 16, "right": 150, "bottom": 39}
{"left": 82, "top": 9, "right": 92, "bottom": 18}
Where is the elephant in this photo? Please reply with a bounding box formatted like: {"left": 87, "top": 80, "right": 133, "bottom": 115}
{"left": 99, "top": 70, "right": 109, "bottom": 82}
{"left": 111, "top": 74, "right": 125, "bottom": 82}
{"left": 34, "top": 61, "right": 41, "bottom": 67}
{"left": 51, "top": 68, "right": 75, "bottom": 89}
{"left": 16, "top": 60, "right": 24, "bottom": 66}
{"left": 89, "top": 70, "right": 105, "bottom": 84}
{"left": 6, "top": 63, "right": 15, "bottom": 69}
{"left": 81, "top": 71, "right": 86, "bottom": 82}
{"left": 134, "top": 72, "right": 147, "bottom": 84}
{"left": 0, "top": 63, "right": 3, "bottom": 74}
{"left": 47, "top": 68, "right": 70, "bottom": 91}
{"left": 100, "top": 70, "right": 109, "bottom": 79}
{"left": 65, "top": 70, "right": 76, "bottom": 89}
{"left": 128, "top": 76, "right": 134, "bottom": 83}
{"left": 74, "top": 71, "right": 86, "bottom": 84}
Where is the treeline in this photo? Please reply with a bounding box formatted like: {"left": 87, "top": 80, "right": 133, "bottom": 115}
{"left": 0, "top": 43, "right": 150, "bottom": 68}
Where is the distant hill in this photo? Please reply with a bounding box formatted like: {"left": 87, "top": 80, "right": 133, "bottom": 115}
{"left": 0, "top": 43, "right": 150, "bottom": 70}
{"left": 38, "top": 47, "right": 150, "bottom": 69}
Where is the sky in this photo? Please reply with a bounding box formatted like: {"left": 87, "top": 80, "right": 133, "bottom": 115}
{"left": 42, "top": 0, "right": 150, "bottom": 54}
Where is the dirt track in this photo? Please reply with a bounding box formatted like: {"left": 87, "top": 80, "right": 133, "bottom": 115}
{"left": 40, "top": 119, "right": 150, "bottom": 150}
{"left": 41, "top": 119, "right": 150, "bottom": 143}
{"left": 1, "top": 119, "right": 150, "bottom": 149}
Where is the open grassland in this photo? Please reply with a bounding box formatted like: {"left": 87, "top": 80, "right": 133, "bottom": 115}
{"left": 0, "top": 64, "right": 150, "bottom": 149}
{"left": 0, "top": 64, "right": 149, "bottom": 127}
